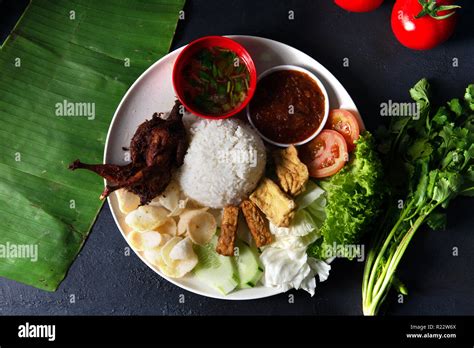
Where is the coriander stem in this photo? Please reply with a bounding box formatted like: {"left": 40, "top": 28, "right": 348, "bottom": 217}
{"left": 365, "top": 202, "right": 412, "bottom": 305}
{"left": 370, "top": 212, "right": 430, "bottom": 314}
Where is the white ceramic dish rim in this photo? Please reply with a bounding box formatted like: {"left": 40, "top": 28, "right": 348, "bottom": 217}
{"left": 246, "top": 64, "right": 330, "bottom": 147}
{"left": 104, "top": 35, "right": 361, "bottom": 300}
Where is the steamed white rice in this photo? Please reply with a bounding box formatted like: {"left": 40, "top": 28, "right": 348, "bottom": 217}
{"left": 179, "top": 118, "right": 266, "bottom": 209}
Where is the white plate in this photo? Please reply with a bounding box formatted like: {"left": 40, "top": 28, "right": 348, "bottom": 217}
{"left": 104, "top": 35, "right": 361, "bottom": 300}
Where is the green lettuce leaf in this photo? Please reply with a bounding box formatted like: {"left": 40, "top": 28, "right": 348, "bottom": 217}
{"left": 307, "top": 132, "right": 384, "bottom": 260}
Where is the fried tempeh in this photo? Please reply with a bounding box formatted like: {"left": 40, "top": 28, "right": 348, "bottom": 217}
{"left": 216, "top": 205, "right": 239, "bottom": 256}
{"left": 249, "top": 178, "right": 296, "bottom": 227}
{"left": 240, "top": 200, "right": 272, "bottom": 247}
{"left": 273, "top": 145, "right": 309, "bottom": 196}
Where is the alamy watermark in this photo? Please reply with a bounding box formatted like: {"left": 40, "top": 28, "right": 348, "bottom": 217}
{"left": 18, "top": 322, "right": 55, "bottom": 341}
{"left": 322, "top": 242, "right": 365, "bottom": 262}
{"left": 217, "top": 149, "right": 258, "bottom": 167}
{"left": 380, "top": 100, "right": 420, "bottom": 120}
{"left": 0, "top": 242, "right": 38, "bottom": 262}
{"left": 55, "top": 99, "right": 95, "bottom": 120}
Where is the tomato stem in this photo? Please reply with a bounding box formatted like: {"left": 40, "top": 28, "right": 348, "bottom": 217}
{"left": 415, "top": 0, "right": 460, "bottom": 20}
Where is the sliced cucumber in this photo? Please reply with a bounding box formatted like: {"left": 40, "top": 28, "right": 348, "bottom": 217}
{"left": 235, "top": 240, "right": 263, "bottom": 289}
{"left": 193, "top": 235, "right": 239, "bottom": 295}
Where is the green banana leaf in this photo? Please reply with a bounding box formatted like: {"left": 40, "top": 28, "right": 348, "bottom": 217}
{"left": 0, "top": 0, "right": 185, "bottom": 291}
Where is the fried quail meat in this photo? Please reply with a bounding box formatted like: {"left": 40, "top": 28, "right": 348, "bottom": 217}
{"left": 249, "top": 178, "right": 296, "bottom": 227}
{"left": 240, "top": 200, "right": 272, "bottom": 247}
{"left": 69, "top": 100, "right": 188, "bottom": 205}
{"left": 273, "top": 145, "right": 309, "bottom": 196}
{"left": 216, "top": 205, "right": 239, "bottom": 256}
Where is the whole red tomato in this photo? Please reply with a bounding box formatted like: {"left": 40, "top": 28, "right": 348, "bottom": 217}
{"left": 391, "top": 0, "right": 460, "bottom": 50}
{"left": 335, "top": 0, "right": 384, "bottom": 12}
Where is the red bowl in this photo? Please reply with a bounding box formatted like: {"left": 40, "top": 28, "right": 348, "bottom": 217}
{"left": 172, "top": 36, "right": 257, "bottom": 120}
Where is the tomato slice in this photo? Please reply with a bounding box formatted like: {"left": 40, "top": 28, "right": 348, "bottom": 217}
{"left": 326, "top": 109, "right": 360, "bottom": 152}
{"left": 299, "top": 130, "right": 349, "bottom": 178}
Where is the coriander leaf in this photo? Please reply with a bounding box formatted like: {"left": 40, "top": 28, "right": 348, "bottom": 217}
{"left": 410, "top": 78, "right": 430, "bottom": 116}
{"left": 427, "top": 169, "right": 439, "bottom": 199}
{"left": 407, "top": 138, "right": 433, "bottom": 160}
{"left": 426, "top": 211, "right": 447, "bottom": 231}
{"left": 432, "top": 172, "right": 463, "bottom": 207}
{"left": 464, "top": 84, "right": 474, "bottom": 111}
{"left": 440, "top": 150, "right": 464, "bottom": 171}
{"left": 464, "top": 115, "right": 474, "bottom": 132}
{"left": 460, "top": 187, "right": 474, "bottom": 196}
{"left": 447, "top": 98, "right": 463, "bottom": 117}
{"left": 460, "top": 165, "right": 474, "bottom": 196}
{"left": 467, "top": 164, "right": 474, "bottom": 182}
{"left": 431, "top": 106, "right": 449, "bottom": 127}
{"left": 411, "top": 161, "right": 429, "bottom": 209}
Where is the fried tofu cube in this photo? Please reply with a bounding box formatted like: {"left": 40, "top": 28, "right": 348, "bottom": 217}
{"left": 249, "top": 178, "right": 296, "bottom": 227}
{"left": 273, "top": 145, "right": 309, "bottom": 196}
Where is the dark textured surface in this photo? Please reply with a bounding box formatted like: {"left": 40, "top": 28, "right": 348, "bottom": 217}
{"left": 0, "top": 0, "right": 473, "bottom": 316}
